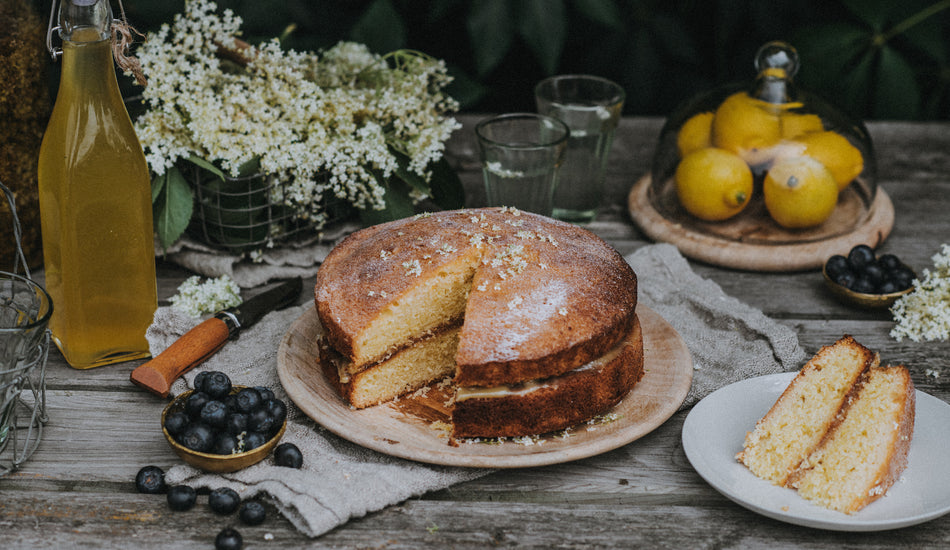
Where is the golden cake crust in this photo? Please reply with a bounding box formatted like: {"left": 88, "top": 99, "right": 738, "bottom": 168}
{"left": 451, "top": 314, "right": 644, "bottom": 438}
{"left": 314, "top": 208, "right": 638, "bottom": 385}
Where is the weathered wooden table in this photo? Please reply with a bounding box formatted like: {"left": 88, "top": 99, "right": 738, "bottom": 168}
{"left": 3, "top": 116, "right": 949, "bottom": 548}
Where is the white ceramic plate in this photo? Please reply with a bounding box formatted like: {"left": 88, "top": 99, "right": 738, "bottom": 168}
{"left": 683, "top": 372, "right": 950, "bottom": 531}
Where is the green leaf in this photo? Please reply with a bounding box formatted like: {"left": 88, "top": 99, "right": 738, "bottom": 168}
{"left": 351, "top": 0, "right": 407, "bottom": 53}
{"left": 467, "top": 0, "right": 514, "bottom": 77}
{"left": 392, "top": 150, "right": 431, "bottom": 195}
{"left": 570, "top": 0, "right": 623, "bottom": 30}
{"left": 873, "top": 46, "right": 921, "bottom": 118}
{"left": 150, "top": 172, "right": 165, "bottom": 203}
{"left": 358, "top": 178, "right": 415, "bottom": 226}
{"left": 842, "top": 0, "right": 893, "bottom": 31}
{"left": 428, "top": 157, "right": 465, "bottom": 210}
{"left": 153, "top": 166, "right": 194, "bottom": 250}
{"left": 518, "top": 0, "right": 567, "bottom": 75}
{"left": 793, "top": 23, "right": 870, "bottom": 89}
{"left": 184, "top": 156, "right": 226, "bottom": 181}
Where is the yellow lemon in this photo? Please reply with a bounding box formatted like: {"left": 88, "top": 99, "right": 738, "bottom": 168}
{"left": 780, "top": 112, "right": 823, "bottom": 139}
{"left": 676, "top": 112, "right": 714, "bottom": 157}
{"left": 675, "top": 147, "right": 753, "bottom": 221}
{"left": 711, "top": 92, "right": 781, "bottom": 164}
{"left": 796, "top": 130, "right": 864, "bottom": 190}
{"left": 763, "top": 156, "right": 839, "bottom": 228}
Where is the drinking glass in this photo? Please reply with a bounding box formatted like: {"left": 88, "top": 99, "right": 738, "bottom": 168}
{"left": 474, "top": 113, "right": 569, "bottom": 216}
{"left": 535, "top": 75, "right": 625, "bottom": 223}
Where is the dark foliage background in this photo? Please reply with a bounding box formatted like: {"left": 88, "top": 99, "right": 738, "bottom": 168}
{"left": 47, "top": 0, "right": 950, "bottom": 120}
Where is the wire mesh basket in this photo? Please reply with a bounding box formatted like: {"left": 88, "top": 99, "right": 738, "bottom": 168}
{"left": 184, "top": 163, "right": 356, "bottom": 253}
{"left": 0, "top": 180, "right": 50, "bottom": 477}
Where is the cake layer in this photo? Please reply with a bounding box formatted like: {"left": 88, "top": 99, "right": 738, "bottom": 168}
{"left": 736, "top": 335, "right": 878, "bottom": 486}
{"left": 314, "top": 208, "right": 638, "bottom": 387}
{"left": 451, "top": 315, "right": 644, "bottom": 439}
{"left": 788, "top": 365, "right": 915, "bottom": 513}
{"left": 319, "top": 327, "right": 460, "bottom": 409}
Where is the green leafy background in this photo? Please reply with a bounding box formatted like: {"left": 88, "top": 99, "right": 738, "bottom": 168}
{"left": 111, "top": 0, "right": 950, "bottom": 121}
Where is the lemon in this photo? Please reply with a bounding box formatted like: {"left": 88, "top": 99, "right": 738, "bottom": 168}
{"left": 796, "top": 131, "right": 864, "bottom": 190}
{"left": 780, "top": 112, "right": 823, "bottom": 139}
{"left": 711, "top": 92, "right": 781, "bottom": 164}
{"left": 675, "top": 147, "right": 753, "bottom": 221}
{"left": 677, "top": 112, "right": 714, "bottom": 157}
{"left": 763, "top": 156, "right": 839, "bottom": 228}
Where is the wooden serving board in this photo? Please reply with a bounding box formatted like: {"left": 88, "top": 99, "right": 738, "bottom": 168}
{"left": 628, "top": 174, "right": 895, "bottom": 272}
{"left": 276, "top": 304, "right": 693, "bottom": 468}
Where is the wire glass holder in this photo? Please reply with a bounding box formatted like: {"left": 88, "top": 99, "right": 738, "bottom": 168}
{"left": 0, "top": 180, "right": 50, "bottom": 477}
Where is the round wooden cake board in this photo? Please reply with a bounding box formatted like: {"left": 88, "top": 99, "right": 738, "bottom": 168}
{"left": 627, "top": 174, "right": 895, "bottom": 272}
{"left": 277, "top": 304, "right": 693, "bottom": 469}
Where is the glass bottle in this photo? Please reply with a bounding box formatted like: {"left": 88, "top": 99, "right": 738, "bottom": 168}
{"left": 38, "top": 0, "right": 157, "bottom": 368}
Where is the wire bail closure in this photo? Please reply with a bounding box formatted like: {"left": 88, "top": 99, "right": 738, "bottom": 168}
{"left": 45, "top": 0, "right": 131, "bottom": 61}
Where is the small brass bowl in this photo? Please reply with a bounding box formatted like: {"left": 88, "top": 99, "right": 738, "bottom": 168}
{"left": 822, "top": 264, "right": 915, "bottom": 309}
{"left": 162, "top": 386, "right": 287, "bottom": 473}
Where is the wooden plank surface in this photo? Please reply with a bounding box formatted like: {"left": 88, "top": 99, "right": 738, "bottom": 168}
{"left": 2, "top": 116, "right": 949, "bottom": 549}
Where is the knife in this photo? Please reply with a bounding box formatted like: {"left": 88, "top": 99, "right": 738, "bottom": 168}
{"left": 130, "top": 276, "right": 303, "bottom": 397}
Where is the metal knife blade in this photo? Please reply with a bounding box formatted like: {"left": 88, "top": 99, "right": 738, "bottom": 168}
{"left": 130, "top": 276, "right": 303, "bottom": 397}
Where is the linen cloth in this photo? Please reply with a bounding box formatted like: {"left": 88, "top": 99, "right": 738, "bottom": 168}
{"left": 148, "top": 242, "right": 804, "bottom": 537}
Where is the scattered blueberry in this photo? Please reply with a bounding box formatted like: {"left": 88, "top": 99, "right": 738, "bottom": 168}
{"left": 234, "top": 388, "right": 262, "bottom": 414}
{"left": 274, "top": 442, "right": 303, "bottom": 469}
{"left": 205, "top": 371, "right": 233, "bottom": 399}
{"left": 167, "top": 484, "right": 197, "bottom": 511}
{"left": 134, "top": 465, "right": 166, "bottom": 494}
{"left": 208, "top": 487, "right": 241, "bottom": 515}
{"left": 214, "top": 527, "right": 243, "bottom": 550}
{"left": 179, "top": 423, "right": 215, "bottom": 453}
{"left": 163, "top": 411, "right": 189, "bottom": 437}
{"left": 238, "top": 501, "right": 267, "bottom": 525}
{"left": 200, "top": 400, "right": 229, "bottom": 429}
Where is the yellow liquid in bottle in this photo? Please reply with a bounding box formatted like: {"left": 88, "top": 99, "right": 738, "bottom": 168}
{"left": 38, "top": 28, "right": 157, "bottom": 368}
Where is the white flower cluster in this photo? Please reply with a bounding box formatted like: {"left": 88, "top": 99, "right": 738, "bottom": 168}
{"left": 133, "top": 0, "right": 460, "bottom": 223}
{"left": 170, "top": 274, "right": 243, "bottom": 317}
{"left": 890, "top": 244, "right": 950, "bottom": 342}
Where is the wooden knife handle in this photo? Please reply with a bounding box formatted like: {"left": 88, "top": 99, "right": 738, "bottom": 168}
{"left": 130, "top": 317, "right": 231, "bottom": 397}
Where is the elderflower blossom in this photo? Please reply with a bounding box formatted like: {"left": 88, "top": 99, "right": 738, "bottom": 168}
{"left": 170, "top": 275, "right": 242, "bottom": 317}
{"left": 890, "top": 244, "right": 950, "bottom": 342}
{"left": 133, "top": 0, "right": 460, "bottom": 225}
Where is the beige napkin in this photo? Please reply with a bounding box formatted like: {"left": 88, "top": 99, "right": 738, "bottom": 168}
{"left": 625, "top": 243, "right": 805, "bottom": 408}
{"left": 146, "top": 242, "right": 803, "bottom": 538}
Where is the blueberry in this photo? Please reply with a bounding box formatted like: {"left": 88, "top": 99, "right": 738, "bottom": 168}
{"left": 223, "top": 394, "right": 239, "bottom": 412}
{"left": 863, "top": 263, "right": 886, "bottom": 286}
{"left": 878, "top": 280, "right": 900, "bottom": 294}
{"left": 274, "top": 442, "right": 303, "bottom": 468}
{"left": 214, "top": 527, "right": 243, "bottom": 550}
{"left": 247, "top": 408, "right": 276, "bottom": 435}
{"left": 193, "top": 371, "right": 211, "bottom": 393}
{"left": 878, "top": 253, "right": 902, "bottom": 271}
{"left": 134, "top": 465, "right": 166, "bottom": 494}
{"left": 208, "top": 487, "right": 241, "bottom": 514}
{"left": 204, "top": 371, "right": 232, "bottom": 399}
{"left": 200, "top": 400, "right": 229, "bottom": 429}
{"left": 850, "top": 276, "right": 876, "bottom": 294}
{"left": 235, "top": 388, "right": 262, "bottom": 414}
{"left": 262, "top": 398, "right": 288, "bottom": 427}
{"left": 167, "top": 485, "right": 197, "bottom": 511}
{"left": 179, "top": 423, "right": 215, "bottom": 453}
{"left": 164, "top": 411, "right": 190, "bottom": 437}
{"left": 848, "top": 244, "right": 876, "bottom": 271}
{"left": 244, "top": 431, "right": 268, "bottom": 451}
{"left": 254, "top": 386, "right": 276, "bottom": 402}
{"left": 238, "top": 501, "right": 267, "bottom": 525}
{"left": 185, "top": 391, "right": 211, "bottom": 419}
{"left": 890, "top": 267, "right": 916, "bottom": 290}
{"left": 226, "top": 413, "right": 248, "bottom": 435}
{"left": 833, "top": 270, "right": 856, "bottom": 289}
{"left": 825, "top": 254, "right": 850, "bottom": 278}
{"left": 214, "top": 433, "right": 240, "bottom": 455}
